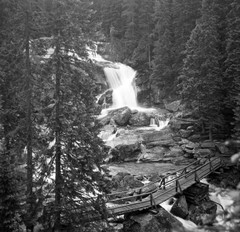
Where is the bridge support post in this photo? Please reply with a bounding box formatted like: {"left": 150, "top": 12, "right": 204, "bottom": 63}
{"left": 182, "top": 168, "right": 187, "bottom": 178}
{"left": 209, "top": 159, "right": 212, "bottom": 171}
{"left": 139, "top": 189, "right": 142, "bottom": 201}
{"left": 175, "top": 180, "right": 182, "bottom": 193}
{"left": 195, "top": 172, "right": 200, "bottom": 182}
{"left": 162, "top": 178, "right": 165, "bottom": 189}
{"left": 150, "top": 193, "right": 157, "bottom": 210}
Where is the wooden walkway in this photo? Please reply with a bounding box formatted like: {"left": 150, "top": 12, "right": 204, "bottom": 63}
{"left": 105, "top": 157, "right": 222, "bottom": 216}
{"left": 78, "top": 157, "right": 222, "bottom": 221}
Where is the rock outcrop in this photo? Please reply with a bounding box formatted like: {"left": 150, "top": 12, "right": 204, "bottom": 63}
{"left": 113, "top": 107, "right": 132, "bottom": 126}
{"left": 122, "top": 207, "right": 184, "bottom": 232}
{"left": 129, "top": 112, "right": 150, "bottom": 127}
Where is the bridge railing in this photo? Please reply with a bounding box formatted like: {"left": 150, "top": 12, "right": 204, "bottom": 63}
{"left": 106, "top": 159, "right": 201, "bottom": 199}
{"left": 106, "top": 157, "right": 222, "bottom": 205}
{"left": 58, "top": 157, "right": 222, "bottom": 220}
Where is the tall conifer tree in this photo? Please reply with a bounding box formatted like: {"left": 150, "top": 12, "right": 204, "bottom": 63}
{"left": 36, "top": 0, "right": 108, "bottom": 230}
{"left": 180, "top": 0, "right": 223, "bottom": 139}
{"left": 225, "top": 0, "right": 240, "bottom": 137}
{"left": 151, "top": 0, "right": 175, "bottom": 97}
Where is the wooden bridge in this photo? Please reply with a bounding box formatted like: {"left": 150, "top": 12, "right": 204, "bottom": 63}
{"left": 79, "top": 156, "right": 223, "bottom": 221}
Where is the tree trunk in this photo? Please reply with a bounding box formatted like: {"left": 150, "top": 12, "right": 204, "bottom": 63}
{"left": 55, "top": 38, "right": 61, "bottom": 230}
{"left": 209, "top": 125, "right": 213, "bottom": 141}
{"left": 25, "top": 10, "right": 34, "bottom": 232}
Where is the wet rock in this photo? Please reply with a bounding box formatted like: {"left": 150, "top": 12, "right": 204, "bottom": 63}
{"left": 135, "top": 174, "right": 145, "bottom": 181}
{"left": 113, "top": 107, "right": 132, "bottom": 126}
{"left": 164, "top": 146, "right": 184, "bottom": 158}
{"left": 195, "top": 148, "right": 212, "bottom": 158}
{"left": 138, "top": 183, "right": 158, "bottom": 196}
{"left": 113, "top": 144, "right": 139, "bottom": 162}
{"left": 98, "top": 114, "right": 112, "bottom": 126}
{"left": 129, "top": 111, "right": 150, "bottom": 127}
{"left": 122, "top": 206, "right": 184, "bottom": 232}
{"left": 143, "top": 127, "right": 175, "bottom": 146}
{"left": 179, "top": 129, "right": 193, "bottom": 138}
{"left": 188, "top": 134, "right": 201, "bottom": 142}
{"left": 106, "top": 147, "right": 121, "bottom": 162}
{"left": 148, "top": 173, "right": 161, "bottom": 182}
{"left": 172, "top": 157, "right": 194, "bottom": 165}
{"left": 188, "top": 201, "right": 217, "bottom": 226}
{"left": 170, "top": 118, "right": 196, "bottom": 130}
{"left": 148, "top": 139, "right": 175, "bottom": 147}
{"left": 181, "top": 140, "right": 199, "bottom": 156}
{"left": 184, "top": 153, "right": 194, "bottom": 159}
{"left": 97, "top": 89, "right": 113, "bottom": 105}
{"left": 148, "top": 146, "right": 169, "bottom": 156}
{"left": 201, "top": 201, "right": 217, "bottom": 214}
{"left": 141, "top": 153, "right": 163, "bottom": 162}
{"left": 121, "top": 175, "right": 144, "bottom": 189}
{"left": 99, "top": 124, "right": 117, "bottom": 140}
{"left": 215, "top": 142, "right": 229, "bottom": 154}
{"left": 200, "top": 141, "right": 216, "bottom": 150}
{"left": 112, "top": 172, "right": 144, "bottom": 191}
{"left": 170, "top": 195, "right": 189, "bottom": 219}
{"left": 164, "top": 100, "right": 181, "bottom": 112}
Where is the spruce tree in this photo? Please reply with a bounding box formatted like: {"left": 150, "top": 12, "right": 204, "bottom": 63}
{"left": 0, "top": 0, "right": 25, "bottom": 230}
{"left": 151, "top": 0, "right": 175, "bottom": 98}
{"left": 180, "top": 0, "right": 223, "bottom": 140}
{"left": 225, "top": 0, "right": 240, "bottom": 137}
{"left": 122, "top": 0, "right": 139, "bottom": 62}
{"left": 131, "top": 0, "right": 155, "bottom": 71}
{"left": 35, "top": 0, "right": 109, "bottom": 230}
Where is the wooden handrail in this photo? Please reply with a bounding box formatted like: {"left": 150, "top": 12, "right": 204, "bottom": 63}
{"left": 106, "top": 159, "right": 202, "bottom": 198}
{"left": 71, "top": 157, "right": 222, "bottom": 221}
{"left": 107, "top": 157, "right": 221, "bottom": 206}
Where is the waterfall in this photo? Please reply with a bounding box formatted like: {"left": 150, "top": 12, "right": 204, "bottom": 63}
{"left": 150, "top": 118, "right": 158, "bottom": 127}
{"left": 158, "top": 119, "right": 169, "bottom": 130}
{"left": 104, "top": 64, "right": 138, "bottom": 108}
{"left": 149, "top": 118, "right": 170, "bottom": 131}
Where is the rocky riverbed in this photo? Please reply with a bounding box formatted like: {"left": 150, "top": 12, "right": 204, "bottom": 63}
{"left": 98, "top": 101, "right": 239, "bottom": 232}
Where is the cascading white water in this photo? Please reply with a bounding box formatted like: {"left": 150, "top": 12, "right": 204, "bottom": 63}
{"left": 150, "top": 118, "right": 158, "bottom": 127}
{"left": 158, "top": 119, "right": 169, "bottom": 130}
{"left": 104, "top": 64, "right": 138, "bottom": 108}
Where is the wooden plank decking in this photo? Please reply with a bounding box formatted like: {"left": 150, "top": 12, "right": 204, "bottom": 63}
{"left": 107, "top": 157, "right": 222, "bottom": 216}
{"left": 79, "top": 157, "right": 222, "bottom": 221}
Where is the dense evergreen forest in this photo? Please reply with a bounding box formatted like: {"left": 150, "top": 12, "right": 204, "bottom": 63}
{"left": 97, "top": 0, "right": 240, "bottom": 141}
{"left": 0, "top": 0, "right": 240, "bottom": 231}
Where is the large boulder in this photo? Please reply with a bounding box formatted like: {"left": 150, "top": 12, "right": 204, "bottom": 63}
{"left": 122, "top": 207, "right": 184, "bottom": 232}
{"left": 98, "top": 114, "right": 112, "bottom": 126}
{"left": 143, "top": 127, "right": 175, "bottom": 147}
{"left": 112, "top": 172, "right": 144, "bottom": 191}
{"left": 129, "top": 111, "right": 150, "bottom": 127}
{"left": 170, "top": 118, "right": 197, "bottom": 130}
{"left": 164, "top": 100, "right": 181, "bottom": 112}
{"left": 188, "top": 201, "right": 217, "bottom": 225}
{"left": 170, "top": 195, "right": 189, "bottom": 219}
{"left": 112, "top": 107, "right": 132, "bottom": 126}
{"left": 164, "top": 146, "right": 184, "bottom": 158}
{"left": 114, "top": 143, "right": 139, "bottom": 162}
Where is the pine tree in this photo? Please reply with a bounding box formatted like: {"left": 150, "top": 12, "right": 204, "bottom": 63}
{"left": 0, "top": 148, "right": 22, "bottom": 232}
{"left": 0, "top": 1, "right": 25, "bottom": 230}
{"left": 173, "top": 0, "right": 202, "bottom": 86}
{"left": 180, "top": 0, "right": 223, "bottom": 140}
{"left": 225, "top": 0, "right": 240, "bottom": 137}
{"left": 131, "top": 0, "right": 155, "bottom": 71}
{"left": 151, "top": 0, "right": 175, "bottom": 98}
{"left": 122, "top": 0, "right": 139, "bottom": 62}
{"left": 35, "top": 0, "right": 109, "bottom": 229}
